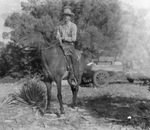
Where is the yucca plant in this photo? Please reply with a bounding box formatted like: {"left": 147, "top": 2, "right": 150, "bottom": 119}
{"left": 7, "top": 80, "right": 46, "bottom": 115}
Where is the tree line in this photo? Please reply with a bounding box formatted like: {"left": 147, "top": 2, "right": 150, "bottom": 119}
{"left": 0, "top": 0, "right": 125, "bottom": 78}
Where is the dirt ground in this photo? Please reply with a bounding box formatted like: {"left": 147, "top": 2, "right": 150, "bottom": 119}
{"left": 0, "top": 79, "right": 150, "bottom": 130}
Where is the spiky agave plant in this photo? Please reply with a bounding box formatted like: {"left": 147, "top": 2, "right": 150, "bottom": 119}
{"left": 8, "top": 80, "right": 46, "bottom": 115}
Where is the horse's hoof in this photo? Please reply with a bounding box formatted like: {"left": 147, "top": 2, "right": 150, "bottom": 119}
{"left": 38, "top": 109, "right": 45, "bottom": 116}
{"left": 68, "top": 103, "right": 76, "bottom": 108}
{"left": 60, "top": 110, "right": 65, "bottom": 114}
{"left": 45, "top": 109, "right": 52, "bottom": 114}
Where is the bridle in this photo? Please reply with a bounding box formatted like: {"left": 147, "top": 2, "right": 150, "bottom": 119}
{"left": 39, "top": 30, "right": 59, "bottom": 50}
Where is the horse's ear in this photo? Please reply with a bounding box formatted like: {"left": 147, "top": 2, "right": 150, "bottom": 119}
{"left": 53, "top": 28, "right": 57, "bottom": 37}
{"left": 37, "top": 40, "right": 43, "bottom": 51}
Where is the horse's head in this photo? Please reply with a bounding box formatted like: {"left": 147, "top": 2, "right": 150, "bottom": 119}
{"left": 37, "top": 30, "right": 59, "bottom": 52}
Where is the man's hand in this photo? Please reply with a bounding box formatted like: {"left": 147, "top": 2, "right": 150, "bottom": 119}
{"left": 64, "top": 37, "right": 72, "bottom": 42}
{"left": 56, "top": 27, "right": 63, "bottom": 46}
{"left": 59, "top": 37, "right": 63, "bottom": 46}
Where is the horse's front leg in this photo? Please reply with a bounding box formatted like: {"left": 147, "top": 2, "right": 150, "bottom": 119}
{"left": 45, "top": 81, "right": 52, "bottom": 113}
{"left": 56, "top": 78, "right": 65, "bottom": 114}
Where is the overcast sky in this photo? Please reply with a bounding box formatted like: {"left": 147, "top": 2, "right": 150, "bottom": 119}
{"left": 123, "top": 0, "right": 150, "bottom": 9}
{"left": 0, "top": 0, "right": 150, "bottom": 41}
{"left": 0, "top": 0, "right": 27, "bottom": 41}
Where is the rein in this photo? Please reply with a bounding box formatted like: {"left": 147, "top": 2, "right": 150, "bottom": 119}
{"left": 40, "top": 40, "right": 59, "bottom": 50}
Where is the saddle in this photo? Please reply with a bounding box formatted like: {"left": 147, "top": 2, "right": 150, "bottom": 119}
{"left": 61, "top": 44, "right": 81, "bottom": 59}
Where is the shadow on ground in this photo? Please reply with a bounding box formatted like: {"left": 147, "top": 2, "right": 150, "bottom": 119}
{"left": 77, "top": 94, "right": 150, "bottom": 129}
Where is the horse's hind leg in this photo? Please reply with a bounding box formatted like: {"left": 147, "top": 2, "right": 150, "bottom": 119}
{"left": 70, "top": 75, "right": 82, "bottom": 108}
{"left": 56, "top": 78, "right": 65, "bottom": 114}
{"left": 45, "top": 81, "right": 52, "bottom": 113}
{"left": 70, "top": 84, "right": 79, "bottom": 108}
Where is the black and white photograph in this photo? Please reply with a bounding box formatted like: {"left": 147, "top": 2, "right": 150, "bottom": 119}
{"left": 0, "top": 0, "right": 150, "bottom": 129}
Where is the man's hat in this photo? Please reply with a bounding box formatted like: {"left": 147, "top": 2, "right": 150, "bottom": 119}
{"left": 63, "top": 8, "right": 75, "bottom": 16}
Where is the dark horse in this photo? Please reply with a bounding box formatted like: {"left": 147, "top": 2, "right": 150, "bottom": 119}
{"left": 39, "top": 40, "right": 85, "bottom": 114}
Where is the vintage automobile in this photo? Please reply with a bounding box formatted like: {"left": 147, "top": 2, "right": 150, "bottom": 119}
{"left": 80, "top": 56, "right": 150, "bottom": 88}
{"left": 80, "top": 56, "right": 122, "bottom": 87}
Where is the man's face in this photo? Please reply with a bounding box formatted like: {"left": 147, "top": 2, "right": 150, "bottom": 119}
{"left": 64, "top": 15, "right": 71, "bottom": 23}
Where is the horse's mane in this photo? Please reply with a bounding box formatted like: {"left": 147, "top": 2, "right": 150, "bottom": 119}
{"left": 38, "top": 39, "right": 60, "bottom": 50}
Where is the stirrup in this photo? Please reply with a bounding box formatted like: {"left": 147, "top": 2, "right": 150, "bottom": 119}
{"left": 71, "top": 77, "right": 78, "bottom": 86}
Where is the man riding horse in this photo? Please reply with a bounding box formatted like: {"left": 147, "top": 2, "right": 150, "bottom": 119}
{"left": 56, "top": 8, "right": 78, "bottom": 86}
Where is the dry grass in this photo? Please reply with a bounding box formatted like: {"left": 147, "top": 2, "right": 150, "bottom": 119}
{"left": 53, "top": 82, "right": 150, "bottom": 129}
{"left": 1, "top": 80, "right": 150, "bottom": 129}
{"left": 76, "top": 93, "right": 150, "bottom": 129}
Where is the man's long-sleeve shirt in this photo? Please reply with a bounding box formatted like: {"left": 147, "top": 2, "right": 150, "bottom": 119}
{"left": 56, "top": 21, "right": 77, "bottom": 42}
